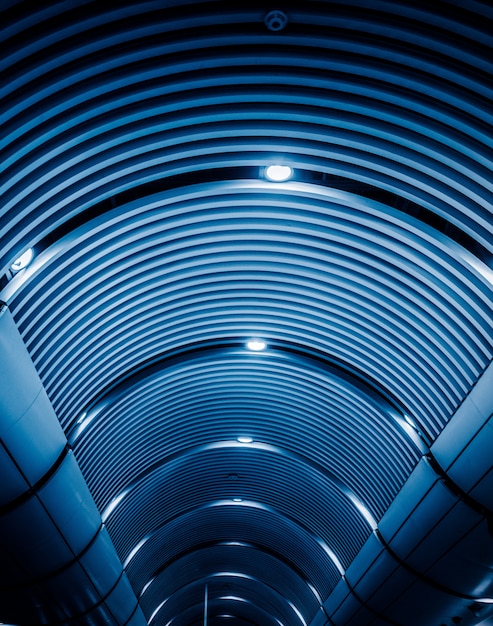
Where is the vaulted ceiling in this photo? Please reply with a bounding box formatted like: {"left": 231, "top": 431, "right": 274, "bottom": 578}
{"left": 0, "top": 2, "right": 492, "bottom": 626}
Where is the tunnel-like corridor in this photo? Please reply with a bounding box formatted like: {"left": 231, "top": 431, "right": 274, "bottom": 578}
{"left": 0, "top": 2, "right": 492, "bottom": 625}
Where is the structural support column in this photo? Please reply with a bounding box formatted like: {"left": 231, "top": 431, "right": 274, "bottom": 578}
{"left": 322, "top": 360, "right": 493, "bottom": 626}
{"left": 0, "top": 305, "right": 147, "bottom": 626}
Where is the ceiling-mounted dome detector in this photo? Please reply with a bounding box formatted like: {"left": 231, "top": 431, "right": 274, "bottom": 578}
{"left": 10, "top": 248, "right": 34, "bottom": 273}
{"left": 246, "top": 339, "right": 266, "bottom": 351}
{"left": 264, "top": 10, "right": 288, "bottom": 31}
{"left": 265, "top": 164, "right": 292, "bottom": 182}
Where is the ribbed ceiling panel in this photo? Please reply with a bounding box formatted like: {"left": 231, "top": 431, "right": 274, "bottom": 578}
{"left": 1, "top": 2, "right": 492, "bottom": 272}
{"left": 102, "top": 443, "right": 373, "bottom": 568}
{"left": 139, "top": 544, "right": 320, "bottom": 624}
{"left": 148, "top": 572, "right": 303, "bottom": 626}
{"left": 123, "top": 503, "right": 342, "bottom": 599}
{"left": 11, "top": 189, "right": 491, "bottom": 435}
{"left": 1, "top": 2, "right": 491, "bottom": 625}
{"left": 73, "top": 349, "right": 420, "bottom": 515}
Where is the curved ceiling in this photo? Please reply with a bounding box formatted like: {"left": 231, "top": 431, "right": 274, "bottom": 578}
{"left": 0, "top": 2, "right": 492, "bottom": 626}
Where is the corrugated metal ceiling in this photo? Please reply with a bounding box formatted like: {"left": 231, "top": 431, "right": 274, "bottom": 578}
{"left": 0, "top": 1, "right": 492, "bottom": 625}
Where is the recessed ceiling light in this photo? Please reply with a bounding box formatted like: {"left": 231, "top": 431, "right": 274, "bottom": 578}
{"left": 265, "top": 164, "right": 292, "bottom": 182}
{"left": 246, "top": 339, "right": 266, "bottom": 351}
{"left": 10, "top": 248, "right": 34, "bottom": 273}
{"left": 237, "top": 436, "right": 253, "bottom": 444}
{"left": 233, "top": 498, "right": 243, "bottom": 502}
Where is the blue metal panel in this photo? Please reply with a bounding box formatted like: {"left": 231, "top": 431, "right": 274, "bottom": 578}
{"left": 323, "top": 577, "right": 352, "bottom": 620}
{"left": 41, "top": 561, "right": 101, "bottom": 619}
{"left": 79, "top": 526, "right": 124, "bottom": 598}
{"left": 470, "top": 464, "right": 493, "bottom": 512}
{"left": 126, "top": 609, "right": 151, "bottom": 626}
{"left": 0, "top": 494, "right": 75, "bottom": 580}
{"left": 310, "top": 607, "right": 330, "bottom": 626}
{"left": 432, "top": 361, "right": 493, "bottom": 475}
{"left": 105, "top": 573, "right": 141, "bottom": 625}
{"left": 425, "top": 519, "right": 493, "bottom": 598}
{"left": 434, "top": 429, "right": 493, "bottom": 509}
{"left": 348, "top": 548, "right": 407, "bottom": 612}
{"left": 0, "top": 441, "right": 29, "bottom": 506}
{"left": 324, "top": 437, "right": 493, "bottom": 624}
{"left": 0, "top": 306, "right": 146, "bottom": 624}
{"left": 0, "top": 308, "right": 66, "bottom": 485}
{"left": 0, "top": 386, "right": 66, "bottom": 484}
{"left": 70, "top": 603, "right": 119, "bottom": 626}
{"left": 403, "top": 499, "right": 481, "bottom": 575}
{"left": 382, "top": 580, "right": 493, "bottom": 626}
{"left": 0, "top": 306, "right": 41, "bottom": 414}
{"left": 379, "top": 460, "right": 463, "bottom": 559}
{"left": 38, "top": 450, "right": 102, "bottom": 554}
{"left": 377, "top": 459, "right": 440, "bottom": 543}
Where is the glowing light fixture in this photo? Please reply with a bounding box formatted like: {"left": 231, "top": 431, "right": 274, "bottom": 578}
{"left": 10, "top": 248, "right": 34, "bottom": 273}
{"left": 265, "top": 164, "right": 292, "bottom": 181}
{"left": 246, "top": 339, "right": 266, "bottom": 351}
{"left": 237, "top": 436, "right": 253, "bottom": 444}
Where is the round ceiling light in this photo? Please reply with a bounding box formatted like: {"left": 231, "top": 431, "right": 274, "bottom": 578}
{"left": 265, "top": 164, "right": 292, "bottom": 182}
{"left": 246, "top": 339, "right": 266, "bottom": 351}
{"left": 10, "top": 248, "right": 34, "bottom": 273}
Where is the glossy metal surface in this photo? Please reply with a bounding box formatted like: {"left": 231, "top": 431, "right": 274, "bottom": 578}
{"left": 0, "top": 1, "right": 492, "bottom": 625}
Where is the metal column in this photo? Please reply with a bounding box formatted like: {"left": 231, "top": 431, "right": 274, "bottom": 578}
{"left": 0, "top": 305, "right": 147, "bottom": 625}
{"left": 322, "top": 360, "right": 493, "bottom": 626}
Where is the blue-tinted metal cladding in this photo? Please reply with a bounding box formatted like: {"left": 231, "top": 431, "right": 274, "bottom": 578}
{"left": 0, "top": 307, "right": 147, "bottom": 625}
{"left": 0, "top": 1, "right": 492, "bottom": 625}
{"left": 10, "top": 184, "right": 491, "bottom": 442}
{"left": 324, "top": 362, "right": 493, "bottom": 625}
{"left": 1, "top": 1, "right": 491, "bottom": 270}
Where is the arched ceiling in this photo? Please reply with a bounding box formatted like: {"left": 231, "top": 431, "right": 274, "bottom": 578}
{"left": 0, "top": 1, "right": 492, "bottom": 625}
